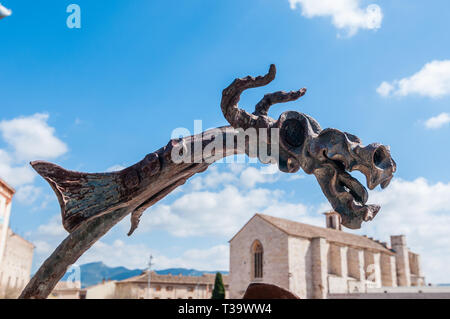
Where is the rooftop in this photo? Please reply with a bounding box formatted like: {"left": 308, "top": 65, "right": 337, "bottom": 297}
{"left": 0, "top": 177, "right": 15, "bottom": 198}
{"left": 0, "top": 227, "right": 35, "bottom": 248}
{"left": 117, "top": 271, "right": 229, "bottom": 286}
{"left": 238, "top": 214, "right": 394, "bottom": 255}
{"left": 53, "top": 281, "right": 82, "bottom": 291}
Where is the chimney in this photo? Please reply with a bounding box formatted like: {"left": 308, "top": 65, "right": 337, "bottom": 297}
{"left": 324, "top": 211, "right": 341, "bottom": 231}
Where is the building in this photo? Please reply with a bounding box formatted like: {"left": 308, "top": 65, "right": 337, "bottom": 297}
{"left": 48, "top": 281, "right": 84, "bottom": 299}
{"left": 49, "top": 272, "right": 229, "bottom": 299}
{"left": 85, "top": 280, "right": 117, "bottom": 299}
{"left": 0, "top": 178, "right": 34, "bottom": 299}
{"left": 229, "top": 212, "right": 426, "bottom": 299}
{"left": 115, "top": 272, "right": 229, "bottom": 299}
{"left": 49, "top": 280, "right": 117, "bottom": 299}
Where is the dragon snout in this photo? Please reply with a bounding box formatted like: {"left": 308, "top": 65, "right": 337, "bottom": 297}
{"left": 353, "top": 143, "right": 396, "bottom": 190}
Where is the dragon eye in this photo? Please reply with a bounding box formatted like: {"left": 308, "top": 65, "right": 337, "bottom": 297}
{"left": 373, "top": 146, "right": 390, "bottom": 169}
{"left": 281, "top": 119, "right": 305, "bottom": 147}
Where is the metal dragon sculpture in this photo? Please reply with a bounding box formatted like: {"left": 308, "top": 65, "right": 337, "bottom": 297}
{"left": 20, "top": 65, "right": 396, "bottom": 298}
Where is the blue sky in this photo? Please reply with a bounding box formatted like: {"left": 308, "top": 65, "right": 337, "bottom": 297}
{"left": 1, "top": 1, "right": 450, "bottom": 283}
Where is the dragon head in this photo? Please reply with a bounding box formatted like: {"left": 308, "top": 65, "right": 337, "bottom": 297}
{"left": 221, "top": 64, "right": 396, "bottom": 229}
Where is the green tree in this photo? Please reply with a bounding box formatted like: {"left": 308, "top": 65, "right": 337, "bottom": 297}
{"left": 211, "top": 272, "right": 225, "bottom": 299}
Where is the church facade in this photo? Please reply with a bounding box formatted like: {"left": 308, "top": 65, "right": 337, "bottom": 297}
{"left": 229, "top": 212, "right": 425, "bottom": 299}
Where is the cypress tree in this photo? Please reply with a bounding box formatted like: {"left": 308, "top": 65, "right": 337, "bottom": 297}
{"left": 211, "top": 272, "right": 225, "bottom": 299}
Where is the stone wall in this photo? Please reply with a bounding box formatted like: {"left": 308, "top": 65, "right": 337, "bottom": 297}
{"left": 328, "top": 275, "right": 350, "bottom": 294}
{"left": 85, "top": 281, "right": 117, "bottom": 299}
{"left": 311, "top": 237, "right": 328, "bottom": 299}
{"left": 287, "top": 236, "right": 311, "bottom": 299}
{"left": 380, "top": 253, "right": 397, "bottom": 287}
{"left": 347, "top": 247, "right": 365, "bottom": 281}
{"left": 363, "top": 251, "right": 382, "bottom": 287}
{"left": 229, "top": 216, "right": 289, "bottom": 299}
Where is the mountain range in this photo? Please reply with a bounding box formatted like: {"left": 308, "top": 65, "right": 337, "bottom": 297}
{"left": 62, "top": 262, "right": 228, "bottom": 288}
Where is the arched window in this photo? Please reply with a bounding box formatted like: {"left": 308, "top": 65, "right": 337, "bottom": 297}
{"left": 252, "top": 241, "right": 263, "bottom": 279}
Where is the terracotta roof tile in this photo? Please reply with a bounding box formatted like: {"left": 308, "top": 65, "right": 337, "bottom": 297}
{"left": 256, "top": 214, "right": 394, "bottom": 254}
{"left": 117, "top": 272, "right": 229, "bottom": 286}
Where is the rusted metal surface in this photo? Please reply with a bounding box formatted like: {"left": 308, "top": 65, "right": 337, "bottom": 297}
{"left": 20, "top": 65, "right": 395, "bottom": 299}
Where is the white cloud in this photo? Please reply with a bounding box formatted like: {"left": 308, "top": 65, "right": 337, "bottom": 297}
{"left": 0, "top": 3, "right": 12, "bottom": 19}
{"left": 106, "top": 164, "right": 126, "bottom": 172}
{"left": 138, "top": 165, "right": 321, "bottom": 238}
{"left": 288, "top": 174, "right": 305, "bottom": 181}
{"left": 0, "top": 149, "right": 36, "bottom": 187}
{"left": 189, "top": 164, "right": 284, "bottom": 191}
{"left": 239, "top": 165, "right": 280, "bottom": 188}
{"left": 0, "top": 113, "right": 68, "bottom": 161}
{"left": 80, "top": 241, "right": 229, "bottom": 271}
{"left": 189, "top": 166, "right": 238, "bottom": 191}
{"left": 14, "top": 185, "right": 42, "bottom": 205}
{"left": 176, "top": 245, "right": 229, "bottom": 271}
{"left": 25, "top": 214, "right": 67, "bottom": 270}
{"left": 33, "top": 240, "right": 53, "bottom": 255}
{"left": 289, "top": 0, "right": 383, "bottom": 37}
{"left": 36, "top": 214, "right": 66, "bottom": 237}
{"left": 79, "top": 240, "right": 154, "bottom": 270}
{"left": 376, "top": 81, "right": 394, "bottom": 97}
{"left": 424, "top": 113, "right": 450, "bottom": 130}
{"left": 354, "top": 178, "right": 450, "bottom": 284}
{"left": 378, "top": 60, "right": 450, "bottom": 98}
{"left": 0, "top": 113, "right": 68, "bottom": 206}
{"left": 29, "top": 214, "right": 229, "bottom": 271}
{"left": 139, "top": 186, "right": 277, "bottom": 238}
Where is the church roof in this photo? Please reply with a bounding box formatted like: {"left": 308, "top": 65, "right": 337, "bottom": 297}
{"left": 254, "top": 214, "right": 394, "bottom": 255}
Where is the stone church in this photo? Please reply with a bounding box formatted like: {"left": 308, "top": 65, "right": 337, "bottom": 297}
{"left": 229, "top": 212, "right": 425, "bottom": 299}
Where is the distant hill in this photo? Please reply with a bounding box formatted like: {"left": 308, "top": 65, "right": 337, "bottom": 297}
{"left": 62, "top": 262, "right": 144, "bottom": 288}
{"left": 62, "top": 262, "right": 228, "bottom": 288}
